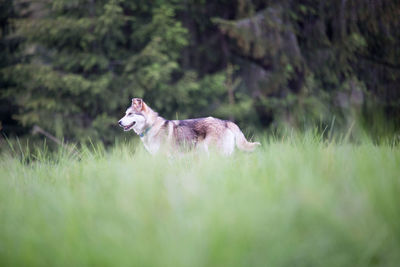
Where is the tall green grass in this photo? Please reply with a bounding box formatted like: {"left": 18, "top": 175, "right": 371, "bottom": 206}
{"left": 0, "top": 137, "right": 399, "bottom": 266}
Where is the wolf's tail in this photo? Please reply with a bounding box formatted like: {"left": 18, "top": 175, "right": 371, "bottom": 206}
{"left": 227, "top": 122, "right": 261, "bottom": 152}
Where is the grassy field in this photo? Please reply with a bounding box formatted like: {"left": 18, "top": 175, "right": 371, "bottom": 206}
{"left": 0, "top": 136, "right": 399, "bottom": 266}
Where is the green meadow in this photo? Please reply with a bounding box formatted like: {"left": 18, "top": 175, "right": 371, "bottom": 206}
{"left": 0, "top": 136, "right": 399, "bottom": 266}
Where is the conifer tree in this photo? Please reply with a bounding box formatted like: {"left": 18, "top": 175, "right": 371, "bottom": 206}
{"left": 2, "top": 0, "right": 225, "bottom": 143}
{"left": 0, "top": 0, "right": 25, "bottom": 136}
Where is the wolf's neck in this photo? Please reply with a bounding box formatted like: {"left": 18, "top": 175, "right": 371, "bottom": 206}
{"left": 140, "top": 115, "right": 164, "bottom": 138}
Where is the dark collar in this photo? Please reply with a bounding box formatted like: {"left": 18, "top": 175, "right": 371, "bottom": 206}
{"left": 139, "top": 126, "right": 152, "bottom": 138}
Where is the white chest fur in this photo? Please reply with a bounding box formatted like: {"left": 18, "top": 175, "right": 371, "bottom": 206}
{"left": 141, "top": 135, "right": 161, "bottom": 155}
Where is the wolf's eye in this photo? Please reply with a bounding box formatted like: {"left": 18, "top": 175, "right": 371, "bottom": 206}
{"left": 128, "top": 113, "right": 133, "bottom": 116}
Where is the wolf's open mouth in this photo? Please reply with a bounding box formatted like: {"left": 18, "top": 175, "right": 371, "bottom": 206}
{"left": 123, "top": 121, "right": 136, "bottom": 131}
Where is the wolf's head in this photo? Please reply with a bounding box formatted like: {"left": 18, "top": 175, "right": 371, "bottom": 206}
{"left": 132, "top": 98, "right": 153, "bottom": 114}
{"left": 118, "top": 107, "right": 146, "bottom": 134}
{"left": 118, "top": 98, "right": 156, "bottom": 135}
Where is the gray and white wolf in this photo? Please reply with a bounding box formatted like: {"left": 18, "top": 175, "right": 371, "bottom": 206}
{"left": 118, "top": 98, "right": 260, "bottom": 155}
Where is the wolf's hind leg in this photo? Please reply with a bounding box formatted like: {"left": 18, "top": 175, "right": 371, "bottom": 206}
{"left": 220, "top": 130, "right": 235, "bottom": 156}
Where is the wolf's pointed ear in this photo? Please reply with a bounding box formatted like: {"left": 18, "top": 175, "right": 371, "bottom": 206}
{"left": 132, "top": 98, "right": 146, "bottom": 112}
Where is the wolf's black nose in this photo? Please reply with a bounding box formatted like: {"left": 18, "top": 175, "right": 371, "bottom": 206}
{"left": 118, "top": 120, "right": 123, "bottom": 126}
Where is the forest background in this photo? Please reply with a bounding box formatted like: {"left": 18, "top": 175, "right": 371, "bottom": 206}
{"left": 1, "top": 0, "right": 399, "bottom": 145}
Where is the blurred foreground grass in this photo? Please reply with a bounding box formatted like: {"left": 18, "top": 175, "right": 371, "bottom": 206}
{"left": 0, "top": 136, "right": 399, "bottom": 266}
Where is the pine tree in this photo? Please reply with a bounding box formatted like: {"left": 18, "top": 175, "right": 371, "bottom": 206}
{"left": 214, "top": 0, "right": 400, "bottom": 131}
{"left": 0, "top": 0, "right": 26, "bottom": 136}
{"left": 2, "top": 0, "right": 226, "bottom": 143}
{"left": 2, "top": 0, "right": 399, "bottom": 142}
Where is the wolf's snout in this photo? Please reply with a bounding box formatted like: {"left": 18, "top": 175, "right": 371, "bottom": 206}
{"left": 118, "top": 120, "right": 123, "bottom": 126}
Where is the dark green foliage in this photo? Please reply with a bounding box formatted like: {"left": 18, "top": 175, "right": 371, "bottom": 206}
{"left": 1, "top": 0, "right": 399, "bottom": 143}
{"left": 0, "top": 0, "right": 27, "bottom": 136}
{"left": 214, "top": 0, "right": 400, "bottom": 134}
{"left": 1, "top": 0, "right": 226, "bottom": 143}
